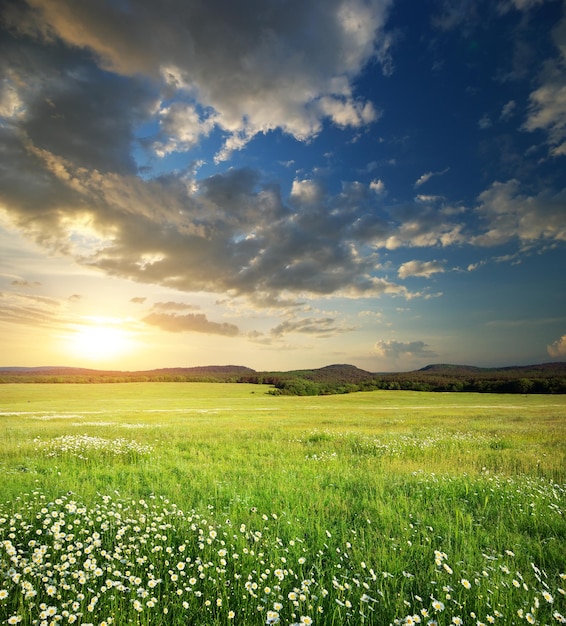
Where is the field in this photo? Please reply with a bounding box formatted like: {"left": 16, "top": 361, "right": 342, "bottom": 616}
{"left": 0, "top": 383, "right": 565, "bottom": 626}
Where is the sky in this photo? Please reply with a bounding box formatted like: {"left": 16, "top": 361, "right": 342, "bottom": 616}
{"left": 0, "top": 0, "right": 565, "bottom": 373}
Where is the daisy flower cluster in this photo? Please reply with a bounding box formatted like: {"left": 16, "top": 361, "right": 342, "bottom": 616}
{"left": 32, "top": 435, "right": 153, "bottom": 460}
{"left": 1, "top": 491, "right": 564, "bottom": 625}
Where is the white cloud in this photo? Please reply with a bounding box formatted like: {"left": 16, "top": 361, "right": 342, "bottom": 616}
{"left": 370, "top": 179, "right": 386, "bottom": 194}
{"left": 523, "top": 10, "right": 566, "bottom": 156}
{"left": 414, "top": 167, "right": 449, "bottom": 188}
{"left": 14, "top": 0, "right": 393, "bottom": 159}
{"left": 478, "top": 114, "right": 492, "bottom": 130}
{"left": 398, "top": 260, "right": 445, "bottom": 279}
{"left": 473, "top": 179, "right": 566, "bottom": 247}
{"left": 374, "top": 339, "right": 436, "bottom": 359}
{"left": 500, "top": 99, "right": 516, "bottom": 121}
{"left": 547, "top": 334, "right": 566, "bottom": 358}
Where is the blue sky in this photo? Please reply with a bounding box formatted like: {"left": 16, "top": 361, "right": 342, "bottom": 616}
{"left": 0, "top": 0, "right": 565, "bottom": 372}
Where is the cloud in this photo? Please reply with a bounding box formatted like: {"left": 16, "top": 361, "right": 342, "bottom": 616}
{"left": 11, "top": 279, "right": 41, "bottom": 287}
{"left": 0, "top": 291, "right": 62, "bottom": 328}
{"left": 478, "top": 114, "right": 492, "bottom": 130}
{"left": 500, "top": 99, "right": 516, "bottom": 121}
{"left": 1, "top": 141, "right": 421, "bottom": 301}
{"left": 547, "top": 334, "right": 566, "bottom": 358}
{"left": 142, "top": 312, "right": 240, "bottom": 336}
{"left": 4, "top": 0, "right": 394, "bottom": 161}
{"left": 398, "top": 260, "right": 446, "bottom": 279}
{"left": 374, "top": 339, "right": 437, "bottom": 359}
{"left": 270, "top": 316, "right": 351, "bottom": 338}
{"left": 152, "top": 301, "right": 200, "bottom": 312}
{"left": 472, "top": 179, "right": 566, "bottom": 247}
{"left": 130, "top": 297, "right": 147, "bottom": 304}
{"left": 370, "top": 179, "right": 386, "bottom": 194}
{"left": 414, "top": 167, "right": 449, "bottom": 188}
{"left": 523, "top": 10, "right": 566, "bottom": 156}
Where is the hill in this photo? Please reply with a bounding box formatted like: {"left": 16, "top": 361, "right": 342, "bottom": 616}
{"left": 0, "top": 362, "right": 565, "bottom": 394}
{"left": 378, "top": 362, "right": 566, "bottom": 393}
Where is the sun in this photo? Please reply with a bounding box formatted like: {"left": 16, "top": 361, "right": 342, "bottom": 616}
{"left": 65, "top": 319, "right": 135, "bottom": 362}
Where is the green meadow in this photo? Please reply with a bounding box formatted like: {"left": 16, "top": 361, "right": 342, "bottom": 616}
{"left": 1, "top": 383, "right": 565, "bottom": 626}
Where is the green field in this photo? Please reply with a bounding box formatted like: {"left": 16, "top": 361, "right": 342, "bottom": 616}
{"left": 1, "top": 383, "right": 565, "bottom": 625}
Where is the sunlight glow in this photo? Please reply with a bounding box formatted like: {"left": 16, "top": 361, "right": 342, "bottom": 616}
{"left": 65, "top": 319, "right": 136, "bottom": 362}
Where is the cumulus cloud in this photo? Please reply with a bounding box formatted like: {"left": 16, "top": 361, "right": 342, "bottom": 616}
{"left": 523, "top": 10, "right": 566, "bottom": 156}
{"left": 142, "top": 312, "right": 240, "bottom": 336}
{"left": 374, "top": 339, "right": 437, "bottom": 359}
{"left": 3, "top": 0, "right": 393, "bottom": 160}
{"left": 547, "top": 334, "right": 566, "bottom": 358}
{"left": 472, "top": 179, "right": 566, "bottom": 247}
{"left": 398, "top": 260, "right": 446, "bottom": 279}
{"left": 370, "top": 179, "right": 386, "bottom": 194}
{"left": 1, "top": 1, "right": 563, "bottom": 312}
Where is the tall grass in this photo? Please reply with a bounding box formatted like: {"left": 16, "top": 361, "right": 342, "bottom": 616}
{"left": 0, "top": 384, "right": 565, "bottom": 625}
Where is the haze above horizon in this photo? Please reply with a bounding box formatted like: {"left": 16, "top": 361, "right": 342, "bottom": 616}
{"left": 1, "top": 0, "right": 565, "bottom": 372}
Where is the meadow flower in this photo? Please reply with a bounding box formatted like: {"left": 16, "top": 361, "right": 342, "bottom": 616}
{"left": 461, "top": 579, "right": 471, "bottom": 589}
{"left": 432, "top": 599, "right": 445, "bottom": 611}
{"left": 543, "top": 591, "right": 554, "bottom": 603}
{"left": 526, "top": 613, "right": 535, "bottom": 624}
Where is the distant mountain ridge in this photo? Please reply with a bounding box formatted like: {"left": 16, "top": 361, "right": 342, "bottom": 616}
{"left": 1, "top": 362, "right": 565, "bottom": 394}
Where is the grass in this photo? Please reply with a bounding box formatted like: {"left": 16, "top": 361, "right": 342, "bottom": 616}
{"left": 0, "top": 383, "right": 565, "bottom": 625}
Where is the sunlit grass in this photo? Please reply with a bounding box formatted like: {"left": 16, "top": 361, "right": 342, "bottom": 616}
{"left": 0, "top": 383, "right": 565, "bottom": 624}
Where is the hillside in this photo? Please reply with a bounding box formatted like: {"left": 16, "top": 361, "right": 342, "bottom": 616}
{"left": 1, "top": 362, "right": 565, "bottom": 394}
{"left": 378, "top": 362, "right": 566, "bottom": 393}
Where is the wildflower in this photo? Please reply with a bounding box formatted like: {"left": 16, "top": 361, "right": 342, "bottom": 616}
{"left": 526, "top": 614, "right": 535, "bottom": 624}
{"left": 0, "top": 590, "right": 8, "bottom": 600}
{"left": 228, "top": 611, "right": 235, "bottom": 619}
{"left": 543, "top": 591, "right": 554, "bottom": 603}
{"left": 266, "top": 610, "right": 280, "bottom": 624}
{"left": 432, "top": 599, "right": 445, "bottom": 612}
{"left": 452, "top": 617, "right": 463, "bottom": 625}
{"left": 8, "top": 617, "right": 22, "bottom": 625}
{"left": 300, "top": 617, "right": 313, "bottom": 625}
{"left": 461, "top": 579, "right": 471, "bottom": 589}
